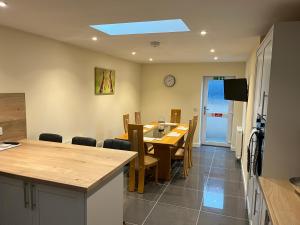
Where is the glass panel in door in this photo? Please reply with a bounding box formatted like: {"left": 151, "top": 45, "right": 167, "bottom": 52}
{"left": 202, "top": 77, "right": 233, "bottom": 146}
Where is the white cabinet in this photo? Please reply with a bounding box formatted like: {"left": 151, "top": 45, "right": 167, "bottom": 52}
{"left": 247, "top": 177, "right": 273, "bottom": 225}
{"left": 0, "top": 176, "right": 32, "bottom": 225}
{"left": 0, "top": 171, "right": 123, "bottom": 225}
{"left": 259, "top": 200, "right": 273, "bottom": 225}
{"left": 253, "top": 31, "right": 273, "bottom": 120}
{"left": 252, "top": 179, "right": 263, "bottom": 225}
{"left": 0, "top": 176, "right": 85, "bottom": 225}
{"left": 32, "top": 184, "right": 85, "bottom": 225}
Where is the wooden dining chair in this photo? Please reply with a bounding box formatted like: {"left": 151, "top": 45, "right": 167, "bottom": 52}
{"left": 170, "top": 109, "right": 181, "bottom": 123}
{"left": 134, "top": 111, "right": 155, "bottom": 154}
{"left": 123, "top": 114, "right": 129, "bottom": 133}
{"left": 128, "top": 124, "right": 159, "bottom": 193}
{"left": 188, "top": 115, "right": 199, "bottom": 168}
{"left": 173, "top": 120, "right": 193, "bottom": 177}
{"left": 135, "top": 112, "right": 142, "bottom": 124}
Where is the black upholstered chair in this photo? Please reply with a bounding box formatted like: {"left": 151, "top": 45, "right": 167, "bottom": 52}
{"left": 103, "top": 139, "right": 131, "bottom": 151}
{"left": 39, "top": 133, "right": 63, "bottom": 143}
{"left": 103, "top": 139, "right": 131, "bottom": 174}
{"left": 71, "top": 136, "right": 97, "bottom": 147}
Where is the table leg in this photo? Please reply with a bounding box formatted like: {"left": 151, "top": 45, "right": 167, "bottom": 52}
{"left": 153, "top": 144, "right": 171, "bottom": 181}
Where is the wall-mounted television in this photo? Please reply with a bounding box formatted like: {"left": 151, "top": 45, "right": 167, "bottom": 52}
{"left": 224, "top": 78, "right": 248, "bottom": 102}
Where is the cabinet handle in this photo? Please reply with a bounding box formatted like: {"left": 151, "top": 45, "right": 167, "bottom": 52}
{"left": 253, "top": 190, "right": 258, "bottom": 216}
{"left": 264, "top": 210, "right": 270, "bottom": 225}
{"left": 23, "top": 182, "right": 30, "bottom": 208}
{"left": 30, "top": 184, "right": 36, "bottom": 210}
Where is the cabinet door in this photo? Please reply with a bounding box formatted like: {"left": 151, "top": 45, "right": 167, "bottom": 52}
{"left": 247, "top": 176, "right": 255, "bottom": 217}
{"left": 253, "top": 52, "right": 264, "bottom": 122}
{"left": 0, "top": 176, "right": 33, "bottom": 225}
{"left": 252, "top": 179, "right": 263, "bottom": 225}
{"left": 32, "top": 184, "right": 85, "bottom": 225}
{"left": 260, "top": 41, "right": 273, "bottom": 118}
{"left": 259, "top": 200, "right": 272, "bottom": 225}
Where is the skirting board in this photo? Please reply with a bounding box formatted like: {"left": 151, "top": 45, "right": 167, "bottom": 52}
{"left": 193, "top": 142, "right": 201, "bottom": 147}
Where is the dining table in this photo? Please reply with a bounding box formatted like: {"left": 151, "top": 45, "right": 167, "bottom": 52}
{"left": 116, "top": 122, "right": 189, "bottom": 181}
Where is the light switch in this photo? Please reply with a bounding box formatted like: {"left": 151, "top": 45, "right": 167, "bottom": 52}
{"left": 0, "top": 127, "right": 3, "bottom": 136}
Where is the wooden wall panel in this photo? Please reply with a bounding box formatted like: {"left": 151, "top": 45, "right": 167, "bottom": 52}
{"left": 0, "top": 93, "right": 27, "bottom": 141}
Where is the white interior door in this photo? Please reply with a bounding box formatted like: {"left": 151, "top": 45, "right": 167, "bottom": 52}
{"left": 201, "top": 76, "right": 233, "bottom": 147}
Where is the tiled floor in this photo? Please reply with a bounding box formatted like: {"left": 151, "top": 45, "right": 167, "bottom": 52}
{"left": 123, "top": 145, "right": 249, "bottom": 225}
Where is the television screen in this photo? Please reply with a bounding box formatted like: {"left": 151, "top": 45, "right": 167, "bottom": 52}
{"left": 224, "top": 78, "right": 248, "bottom": 102}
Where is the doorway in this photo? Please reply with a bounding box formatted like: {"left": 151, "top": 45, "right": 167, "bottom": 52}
{"left": 201, "top": 76, "right": 233, "bottom": 147}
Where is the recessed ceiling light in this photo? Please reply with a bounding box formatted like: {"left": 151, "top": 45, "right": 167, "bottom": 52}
{"left": 200, "top": 30, "right": 207, "bottom": 36}
{"left": 210, "top": 49, "right": 215, "bottom": 53}
{"left": 90, "top": 19, "right": 190, "bottom": 36}
{"left": 92, "top": 37, "right": 98, "bottom": 41}
{"left": 149, "top": 58, "right": 153, "bottom": 62}
{"left": 0, "top": 1, "right": 7, "bottom": 8}
{"left": 214, "top": 56, "right": 218, "bottom": 60}
{"left": 131, "top": 52, "right": 136, "bottom": 55}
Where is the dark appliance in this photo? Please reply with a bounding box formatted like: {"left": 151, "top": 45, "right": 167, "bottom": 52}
{"left": 247, "top": 115, "right": 266, "bottom": 177}
{"left": 224, "top": 78, "right": 248, "bottom": 102}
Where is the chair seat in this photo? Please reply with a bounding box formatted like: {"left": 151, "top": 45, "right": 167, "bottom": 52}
{"left": 174, "top": 148, "right": 185, "bottom": 158}
{"left": 144, "top": 155, "right": 158, "bottom": 167}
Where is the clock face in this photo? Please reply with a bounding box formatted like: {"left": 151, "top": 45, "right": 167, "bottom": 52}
{"left": 164, "top": 74, "right": 176, "bottom": 87}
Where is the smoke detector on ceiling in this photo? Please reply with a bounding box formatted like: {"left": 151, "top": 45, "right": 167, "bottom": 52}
{"left": 150, "top": 41, "right": 160, "bottom": 47}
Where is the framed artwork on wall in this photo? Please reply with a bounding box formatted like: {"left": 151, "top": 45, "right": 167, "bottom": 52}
{"left": 95, "top": 67, "right": 116, "bottom": 95}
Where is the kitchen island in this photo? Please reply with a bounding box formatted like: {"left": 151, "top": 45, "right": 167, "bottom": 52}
{"left": 0, "top": 139, "right": 137, "bottom": 225}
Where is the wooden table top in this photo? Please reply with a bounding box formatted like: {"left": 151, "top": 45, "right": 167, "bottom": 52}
{"left": 259, "top": 177, "right": 300, "bottom": 225}
{"left": 0, "top": 139, "right": 137, "bottom": 193}
{"left": 116, "top": 122, "right": 188, "bottom": 145}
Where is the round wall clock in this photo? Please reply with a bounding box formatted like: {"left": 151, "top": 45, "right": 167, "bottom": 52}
{"left": 164, "top": 74, "right": 176, "bottom": 87}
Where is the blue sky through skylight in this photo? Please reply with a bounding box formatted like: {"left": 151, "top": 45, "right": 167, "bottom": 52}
{"left": 90, "top": 19, "right": 190, "bottom": 35}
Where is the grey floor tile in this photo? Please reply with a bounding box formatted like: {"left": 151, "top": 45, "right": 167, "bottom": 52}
{"left": 171, "top": 172, "right": 208, "bottom": 190}
{"left": 213, "top": 157, "right": 241, "bottom": 170}
{"left": 192, "top": 155, "right": 213, "bottom": 167}
{"left": 200, "top": 145, "right": 217, "bottom": 152}
{"left": 159, "top": 185, "right": 202, "bottom": 209}
{"left": 197, "top": 211, "right": 249, "bottom": 225}
{"left": 144, "top": 203, "right": 198, "bottom": 225}
{"left": 177, "top": 164, "right": 210, "bottom": 176}
{"left": 205, "top": 178, "right": 245, "bottom": 197}
{"left": 209, "top": 167, "right": 243, "bottom": 182}
{"left": 124, "top": 197, "right": 155, "bottom": 225}
{"left": 201, "top": 194, "right": 248, "bottom": 219}
{"left": 126, "top": 182, "right": 165, "bottom": 201}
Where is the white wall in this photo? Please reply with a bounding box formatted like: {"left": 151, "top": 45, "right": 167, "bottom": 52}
{"left": 0, "top": 25, "right": 141, "bottom": 142}
{"left": 241, "top": 42, "right": 260, "bottom": 188}
{"left": 140, "top": 63, "right": 246, "bottom": 146}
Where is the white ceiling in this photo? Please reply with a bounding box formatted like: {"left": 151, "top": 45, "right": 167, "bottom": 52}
{"left": 0, "top": 0, "right": 300, "bottom": 63}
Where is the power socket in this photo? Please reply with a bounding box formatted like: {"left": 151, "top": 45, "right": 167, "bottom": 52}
{"left": 0, "top": 127, "right": 3, "bottom": 136}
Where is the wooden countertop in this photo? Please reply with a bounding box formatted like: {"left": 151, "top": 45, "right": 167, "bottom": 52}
{"left": 116, "top": 122, "right": 188, "bottom": 145}
{"left": 259, "top": 177, "right": 300, "bottom": 225}
{"left": 0, "top": 140, "right": 137, "bottom": 193}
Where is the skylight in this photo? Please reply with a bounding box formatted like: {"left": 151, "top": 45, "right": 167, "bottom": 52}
{"left": 90, "top": 19, "right": 190, "bottom": 35}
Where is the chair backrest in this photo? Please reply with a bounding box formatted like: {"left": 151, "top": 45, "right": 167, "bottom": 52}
{"left": 103, "top": 139, "right": 131, "bottom": 151}
{"left": 170, "top": 109, "right": 181, "bottom": 123}
{"left": 135, "top": 112, "right": 142, "bottom": 125}
{"left": 123, "top": 114, "right": 130, "bottom": 133}
{"left": 184, "top": 120, "right": 194, "bottom": 152}
{"left": 71, "top": 136, "right": 97, "bottom": 147}
{"left": 39, "top": 133, "right": 63, "bottom": 143}
{"left": 189, "top": 115, "right": 199, "bottom": 148}
{"left": 128, "top": 124, "right": 145, "bottom": 168}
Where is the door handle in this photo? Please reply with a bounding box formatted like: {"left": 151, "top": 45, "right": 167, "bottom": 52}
{"left": 23, "top": 182, "right": 30, "bottom": 208}
{"left": 204, "top": 106, "right": 209, "bottom": 115}
{"left": 30, "top": 184, "right": 37, "bottom": 210}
